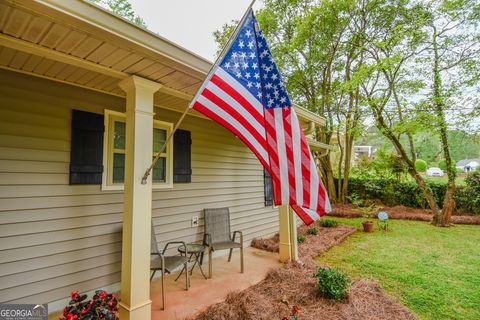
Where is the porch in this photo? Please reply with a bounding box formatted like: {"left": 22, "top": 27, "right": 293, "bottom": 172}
{"left": 48, "top": 247, "right": 280, "bottom": 320}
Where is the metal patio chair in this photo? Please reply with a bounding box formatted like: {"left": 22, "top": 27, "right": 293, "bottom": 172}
{"left": 203, "top": 207, "right": 244, "bottom": 278}
{"left": 150, "top": 225, "right": 189, "bottom": 310}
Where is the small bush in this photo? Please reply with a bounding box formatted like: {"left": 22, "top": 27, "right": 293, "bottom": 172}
{"left": 297, "top": 234, "right": 306, "bottom": 243}
{"left": 438, "top": 159, "right": 456, "bottom": 171}
{"left": 306, "top": 227, "right": 318, "bottom": 235}
{"left": 314, "top": 267, "right": 351, "bottom": 300}
{"left": 415, "top": 159, "right": 427, "bottom": 172}
{"left": 319, "top": 219, "right": 339, "bottom": 228}
{"left": 456, "top": 172, "right": 480, "bottom": 214}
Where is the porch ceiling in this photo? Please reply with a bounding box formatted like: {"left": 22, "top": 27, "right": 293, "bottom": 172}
{"left": 0, "top": 0, "right": 209, "bottom": 115}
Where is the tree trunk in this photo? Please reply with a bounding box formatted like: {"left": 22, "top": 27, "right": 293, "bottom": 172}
{"left": 431, "top": 26, "right": 455, "bottom": 226}
{"left": 319, "top": 154, "right": 337, "bottom": 203}
{"left": 373, "top": 107, "right": 441, "bottom": 216}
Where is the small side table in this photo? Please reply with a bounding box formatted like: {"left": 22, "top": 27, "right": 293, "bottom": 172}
{"left": 175, "top": 243, "right": 208, "bottom": 282}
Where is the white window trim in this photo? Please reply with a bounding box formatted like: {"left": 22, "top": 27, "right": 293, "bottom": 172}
{"left": 102, "top": 109, "right": 174, "bottom": 191}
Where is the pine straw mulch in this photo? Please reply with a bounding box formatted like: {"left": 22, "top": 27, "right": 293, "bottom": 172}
{"left": 190, "top": 225, "right": 416, "bottom": 320}
{"left": 331, "top": 203, "right": 480, "bottom": 225}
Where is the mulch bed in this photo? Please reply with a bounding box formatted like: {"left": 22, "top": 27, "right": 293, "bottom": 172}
{"left": 331, "top": 204, "right": 480, "bottom": 225}
{"left": 191, "top": 226, "right": 416, "bottom": 320}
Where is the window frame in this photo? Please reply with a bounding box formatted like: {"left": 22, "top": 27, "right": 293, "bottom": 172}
{"left": 102, "top": 109, "right": 174, "bottom": 191}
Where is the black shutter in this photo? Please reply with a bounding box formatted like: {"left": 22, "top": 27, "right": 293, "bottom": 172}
{"left": 264, "top": 168, "right": 273, "bottom": 206}
{"left": 69, "top": 110, "right": 104, "bottom": 184}
{"left": 173, "top": 129, "right": 192, "bottom": 183}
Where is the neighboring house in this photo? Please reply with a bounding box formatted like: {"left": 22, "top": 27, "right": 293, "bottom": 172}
{"left": 0, "top": 1, "right": 330, "bottom": 319}
{"left": 456, "top": 159, "right": 480, "bottom": 172}
{"left": 354, "top": 145, "right": 375, "bottom": 160}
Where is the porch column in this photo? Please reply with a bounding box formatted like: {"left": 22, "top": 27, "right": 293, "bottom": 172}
{"left": 118, "top": 76, "right": 161, "bottom": 320}
{"left": 288, "top": 210, "right": 299, "bottom": 261}
{"left": 278, "top": 205, "right": 292, "bottom": 262}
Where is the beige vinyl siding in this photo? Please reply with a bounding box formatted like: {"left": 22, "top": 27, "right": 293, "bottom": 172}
{"left": 0, "top": 69, "right": 279, "bottom": 304}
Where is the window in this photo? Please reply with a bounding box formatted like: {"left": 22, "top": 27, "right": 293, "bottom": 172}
{"left": 102, "top": 110, "right": 173, "bottom": 190}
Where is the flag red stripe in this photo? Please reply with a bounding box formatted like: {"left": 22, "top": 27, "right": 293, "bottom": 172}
{"left": 211, "top": 74, "right": 265, "bottom": 126}
{"left": 201, "top": 87, "right": 267, "bottom": 151}
{"left": 193, "top": 101, "right": 270, "bottom": 169}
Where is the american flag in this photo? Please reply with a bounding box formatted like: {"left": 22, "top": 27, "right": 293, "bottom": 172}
{"left": 190, "top": 10, "right": 331, "bottom": 225}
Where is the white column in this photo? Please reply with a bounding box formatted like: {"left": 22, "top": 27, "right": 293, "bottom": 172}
{"left": 288, "top": 210, "right": 299, "bottom": 261}
{"left": 278, "top": 205, "right": 292, "bottom": 262}
{"left": 117, "top": 76, "right": 161, "bottom": 320}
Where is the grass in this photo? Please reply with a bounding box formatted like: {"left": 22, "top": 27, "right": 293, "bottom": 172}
{"left": 318, "top": 218, "right": 480, "bottom": 320}
{"left": 422, "top": 175, "right": 466, "bottom": 186}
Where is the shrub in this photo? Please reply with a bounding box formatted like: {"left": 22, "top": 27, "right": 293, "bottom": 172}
{"left": 415, "top": 159, "right": 428, "bottom": 172}
{"left": 319, "top": 219, "right": 339, "bottom": 228}
{"left": 60, "top": 290, "right": 119, "bottom": 320}
{"left": 348, "top": 176, "right": 447, "bottom": 208}
{"left": 456, "top": 172, "right": 480, "bottom": 214}
{"left": 438, "top": 159, "right": 456, "bottom": 171}
{"left": 306, "top": 227, "right": 318, "bottom": 235}
{"left": 314, "top": 267, "right": 351, "bottom": 300}
{"left": 297, "top": 234, "right": 306, "bottom": 243}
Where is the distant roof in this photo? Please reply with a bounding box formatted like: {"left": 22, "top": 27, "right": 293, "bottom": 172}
{"left": 457, "top": 159, "right": 480, "bottom": 166}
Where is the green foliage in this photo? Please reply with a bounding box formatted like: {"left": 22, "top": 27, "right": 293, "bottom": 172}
{"left": 415, "top": 159, "right": 427, "bottom": 172}
{"left": 314, "top": 267, "right": 351, "bottom": 301}
{"left": 351, "top": 149, "right": 407, "bottom": 180}
{"left": 455, "top": 172, "right": 480, "bottom": 214}
{"left": 438, "top": 159, "right": 447, "bottom": 171}
{"left": 348, "top": 176, "right": 447, "bottom": 209}
{"left": 212, "top": 21, "right": 237, "bottom": 58}
{"left": 348, "top": 175, "right": 476, "bottom": 214}
{"left": 297, "top": 234, "right": 306, "bottom": 243}
{"left": 306, "top": 227, "right": 319, "bottom": 235}
{"left": 88, "top": 0, "right": 147, "bottom": 27}
{"left": 319, "top": 219, "right": 339, "bottom": 228}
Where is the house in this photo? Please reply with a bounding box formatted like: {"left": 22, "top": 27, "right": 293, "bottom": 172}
{"left": 354, "top": 145, "right": 375, "bottom": 160}
{"left": 0, "top": 1, "right": 330, "bottom": 319}
{"left": 456, "top": 158, "right": 480, "bottom": 172}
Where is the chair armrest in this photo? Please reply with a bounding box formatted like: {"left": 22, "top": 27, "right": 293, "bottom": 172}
{"left": 232, "top": 231, "right": 243, "bottom": 246}
{"left": 162, "top": 241, "right": 187, "bottom": 255}
{"left": 203, "top": 233, "right": 212, "bottom": 247}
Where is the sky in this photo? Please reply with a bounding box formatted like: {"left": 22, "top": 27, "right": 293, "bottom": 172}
{"left": 129, "top": 0, "right": 263, "bottom": 62}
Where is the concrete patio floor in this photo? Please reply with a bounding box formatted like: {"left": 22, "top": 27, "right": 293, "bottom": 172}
{"left": 150, "top": 247, "right": 282, "bottom": 320}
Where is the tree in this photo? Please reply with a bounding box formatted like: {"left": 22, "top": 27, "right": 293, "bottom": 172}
{"left": 355, "top": 0, "right": 443, "bottom": 217}
{"left": 421, "top": 0, "right": 480, "bottom": 226}
{"left": 88, "top": 0, "right": 147, "bottom": 28}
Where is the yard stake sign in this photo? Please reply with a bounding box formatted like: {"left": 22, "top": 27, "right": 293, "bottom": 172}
{"left": 188, "top": 9, "right": 331, "bottom": 224}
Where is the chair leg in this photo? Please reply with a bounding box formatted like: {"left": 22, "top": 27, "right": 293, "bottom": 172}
{"left": 240, "top": 246, "right": 244, "bottom": 273}
{"left": 228, "top": 248, "right": 233, "bottom": 262}
{"left": 208, "top": 247, "right": 213, "bottom": 279}
{"left": 185, "top": 261, "right": 189, "bottom": 290}
{"left": 150, "top": 270, "right": 156, "bottom": 282}
{"left": 161, "top": 269, "right": 166, "bottom": 310}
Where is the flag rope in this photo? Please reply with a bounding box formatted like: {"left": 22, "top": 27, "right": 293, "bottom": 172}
{"left": 141, "top": 0, "right": 257, "bottom": 184}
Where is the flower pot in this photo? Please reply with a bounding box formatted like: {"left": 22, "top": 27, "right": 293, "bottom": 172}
{"left": 362, "top": 221, "right": 374, "bottom": 232}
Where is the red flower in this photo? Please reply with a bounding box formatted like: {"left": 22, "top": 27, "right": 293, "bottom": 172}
{"left": 291, "top": 305, "right": 300, "bottom": 316}
{"left": 67, "top": 313, "right": 78, "bottom": 320}
{"left": 63, "top": 306, "right": 71, "bottom": 316}
{"left": 98, "top": 291, "right": 107, "bottom": 299}
{"left": 71, "top": 291, "right": 80, "bottom": 300}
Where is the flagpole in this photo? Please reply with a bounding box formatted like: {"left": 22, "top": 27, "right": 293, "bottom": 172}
{"left": 141, "top": 0, "right": 257, "bottom": 184}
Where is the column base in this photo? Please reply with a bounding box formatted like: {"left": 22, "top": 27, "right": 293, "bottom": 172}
{"left": 119, "top": 299, "right": 152, "bottom": 320}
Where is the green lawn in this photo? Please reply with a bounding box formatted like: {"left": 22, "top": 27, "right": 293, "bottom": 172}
{"left": 318, "top": 218, "right": 480, "bottom": 320}
{"left": 422, "top": 175, "right": 466, "bottom": 186}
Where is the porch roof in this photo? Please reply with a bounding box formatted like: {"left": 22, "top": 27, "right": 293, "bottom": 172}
{"left": 0, "top": 0, "right": 327, "bottom": 127}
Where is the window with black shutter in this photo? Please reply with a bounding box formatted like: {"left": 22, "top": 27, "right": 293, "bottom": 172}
{"left": 173, "top": 129, "right": 192, "bottom": 183}
{"left": 264, "top": 168, "right": 273, "bottom": 206}
{"left": 70, "top": 110, "right": 104, "bottom": 184}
